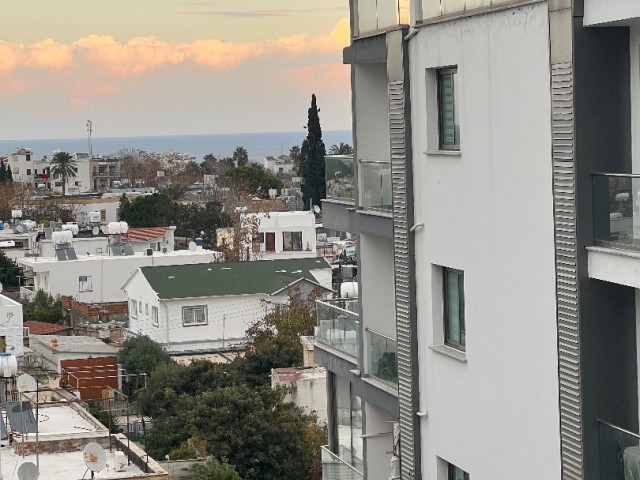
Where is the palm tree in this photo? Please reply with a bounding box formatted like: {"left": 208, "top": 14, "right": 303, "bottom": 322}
{"left": 50, "top": 151, "right": 77, "bottom": 196}
{"left": 233, "top": 146, "right": 249, "bottom": 167}
{"left": 328, "top": 142, "right": 353, "bottom": 155}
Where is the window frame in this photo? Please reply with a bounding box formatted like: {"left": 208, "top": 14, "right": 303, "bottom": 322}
{"left": 152, "top": 306, "right": 159, "bottom": 327}
{"left": 448, "top": 463, "right": 470, "bottom": 480}
{"left": 437, "top": 66, "right": 460, "bottom": 151}
{"left": 443, "top": 267, "right": 465, "bottom": 351}
{"left": 79, "top": 275, "right": 92, "bottom": 292}
{"left": 282, "top": 231, "right": 303, "bottom": 251}
{"left": 182, "top": 305, "right": 208, "bottom": 326}
{"left": 129, "top": 299, "right": 138, "bottom": 319}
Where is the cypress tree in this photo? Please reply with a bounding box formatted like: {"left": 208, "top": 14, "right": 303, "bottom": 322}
{"left": 300, "top": 94, "right": 326, "bottom": 209}
{"left": 6, "top": 164, "right": 12, "bottom": 182}
{"left": 0, "top": 162, "right": 7, "bottom": 183}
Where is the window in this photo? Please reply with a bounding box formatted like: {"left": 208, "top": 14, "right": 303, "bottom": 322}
{"left": 139, "top": 301, "right": 142, "bottom": 313}
{"left": 438, "top": 67, "right": 460, "bottom": 150}
{"left": 100, "top": 210, "right": 106, "bottom": 221}
{"left": 444, "top": 268, "right": 465, "bottom": 351}
{"left": 449, "top": 463, "right": 470, "bottom": 480}
{"left": 283, "top": 231, "right": 303, "bottom": 251}
{"left": 258, "top": 232, "right": 265, "bottom": 243}
{"left": 129, "top": 300, "right": 137, "bottom": 319}
{"left": 145, "top": 303, "right": 149, "bottom": 315}
{"left": 79, "top": 276, "right": 92, "bottom": 291}
{"left": 26, "top": 169, "right": 31, "bottom": 175}
{"left": 182, "top": 306, "right": 207, "bottom": 326}
{"left": 152, "top": 306, "right": 159, "bottom": 327}
{"left": 273, "top": 303, "right": 288, "bottom": 315}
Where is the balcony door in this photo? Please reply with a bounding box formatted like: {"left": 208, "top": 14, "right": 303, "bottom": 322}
{"left": 265, "top": 232, "right": 276, "bottom": 252}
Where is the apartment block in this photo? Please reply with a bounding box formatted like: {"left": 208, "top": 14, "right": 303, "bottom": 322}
{"left": 317, "top": 1, "right": 640, "bottom": 479}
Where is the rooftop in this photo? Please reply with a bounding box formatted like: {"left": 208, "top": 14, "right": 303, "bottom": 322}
{"left": 30, "top": 335, "right": 118, "bottom": 356}
{"left": 24, "top": 321, "right": 72, "bottom": 335}
{"left": 126, "top": 227, "right": 171, "bottom": 242}
{"left": 18, "top": 248, "right": 215, "bottom": 267}
{"left": 138, "top": 257, "right": 332, "bottom": 299}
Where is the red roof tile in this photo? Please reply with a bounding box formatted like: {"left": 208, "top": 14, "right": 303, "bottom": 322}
{"left": 126, "top": 227, "right": 170, "bottom": 242}
{"left": 24, "top": 321, "right": 71, "bottom": 335}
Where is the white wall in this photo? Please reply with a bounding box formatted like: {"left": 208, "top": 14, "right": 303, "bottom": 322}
{"left": 354, "top": 63, "right": 390, "bottom": 162}
{"left": 409, "top": 3, "right": 560, "bottom": 479}
{"left": 254, "top": 211, "right": 317, "bottom": 255}
{"left": 19, "top": 250, "right": 217, "bottom": 303}
{"left": 584, "top": 0, "right": 640, "bottom": 27}
{"left": 0, "top": 294, "right": 24, "bottom": 356}
{"left": 363, "top": 402, "right": 395, "bottom": 480}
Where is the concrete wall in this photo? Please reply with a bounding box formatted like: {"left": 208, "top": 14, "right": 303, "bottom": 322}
{"left": 410, "top": 3, "right": 561, "bottom": 479}
{"left": 583, "top": 0, "right": 640, "bottom": 26}
{"left": 0, "top": 294, "right": 24, "bottom": 357}
{"left": 363, "top": 402, "right": 395, "bottom": 480}
{"left": 354, "top": 63, "right": 390, "bottom": 163}
{"left": 255, "top": 211, "right": 317, "bottom": 255}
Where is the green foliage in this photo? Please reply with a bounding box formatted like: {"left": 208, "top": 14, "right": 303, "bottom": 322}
{"left": 118, "top": 335, "right": 173, "bottom": 377}
{"left": 21, "top": 291, "right": 63, "bottom": 323}
{"left": 87, "top": 401, "right": 123, "bottom": 434}
{"left": 232, "top": 146, "right": 249, "bottom": 167}
{"left": 160, "top": 183, "right": 188, "bottom": 200}
{"left": 225, "top": 164, "right": 283, "bottom": 197}
{"left": 300, "top": 94, "right": 326, "bottom": 208}
{"left": 240, "top": 336, "right": 302, "bottom": 387}
{"left": 184, "top": 460, "right": 243, "bottom": 480}
{"left": 50, "top": 151, "right": 77, "bottom": 196}
{"left": 328, "top": 142, "right": 352, "bottom": 156}
{"left": 0, "top": 250, "right": 20, "bottom": 287}
{"left": 6, "top": 164, "right": 12, "bottom": 182}
{"left": 0, "top": 162, "right": 6, "bottom": 183}
{"left": 176, "top": 201, "right": 230, "bottom": 242}
{"left": 119, "top": 193, "right": 178, "bottom": 227}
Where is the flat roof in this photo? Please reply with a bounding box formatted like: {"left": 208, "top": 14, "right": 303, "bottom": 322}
{"left": 30, "top": 335, "right": 118, "bottom": 356}
{"left": 18, "top": 248, "right": 214, "bottom": 266}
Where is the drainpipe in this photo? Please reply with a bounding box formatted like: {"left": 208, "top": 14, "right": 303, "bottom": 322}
{"left": 161, "top": 301, "right": 170, "bottom": 348}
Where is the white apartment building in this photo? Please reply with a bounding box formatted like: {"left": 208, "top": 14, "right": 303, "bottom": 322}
{"left": 0, "top": 294, "right": 24, "bottom": 357}
{"left": 316, "top": 1, "right": 640, "bottom": 480}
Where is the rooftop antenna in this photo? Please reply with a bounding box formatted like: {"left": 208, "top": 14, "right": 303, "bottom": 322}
{"left": 86, "top": 120, "right": 93, "bottom": 158}
{"left": 83, "top": 442, "right": 107, "bottom": 479}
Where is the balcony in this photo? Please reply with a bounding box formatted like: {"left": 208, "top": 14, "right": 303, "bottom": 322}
{"left": 321, "top": 446, "right": 363, "bottom": 480}
{"left": 326, "top": 156, "right": 355, "bottom": 203}
{"left": 20, "top": 286, "right": 36, "bottom": 302}
{"left": 598, "top": 420, "right": 640, "bottom": 479}
{"left": 359, "top": 160, "right": 392, "bottom": 212}
{"left": 366, "top": 329, "right": 397, "bottom": 385}
{"left": 316, "top": 298, "right": 359, "bottom": 359}
{"left": 354, "top": 0, "right": 409, "bottom": 37}
{"left": 592, "top": 173, "right": 640, "bottom": 251}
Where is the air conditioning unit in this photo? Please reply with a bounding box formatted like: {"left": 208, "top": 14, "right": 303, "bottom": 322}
{"left": 114, "top": 451, "right": 127, "bottom": 472}
{"left": 145, "top": 248, "right": 153, "bottom": 256}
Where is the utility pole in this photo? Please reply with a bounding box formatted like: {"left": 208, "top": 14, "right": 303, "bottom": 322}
{"left": 86, "top": 120, "right": 93, "bottom": 158}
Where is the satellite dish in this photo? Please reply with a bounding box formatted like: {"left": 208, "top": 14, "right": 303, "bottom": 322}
{"left": 92, "top": 226, "right": 99, "bottom": 236}
{"left": 83, "top": 442, "right": 107, "bottom": 473}
{"left": 313, "top": 205, "right": 321, "bottom": 214}
{"left": 16, "top": 225, "right": 25, "bottom": 233}
{"left": 17, "top": 374, "right": 37, "bottom": 399}
{"left": 188, "top": 241, "right": 197, "bottom": 251}
{"left": 17, "top": 462, "right": 39, "bottom": 480}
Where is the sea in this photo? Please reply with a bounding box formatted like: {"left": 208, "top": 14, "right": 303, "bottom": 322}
{"left": 0, "top": 130, "right": 352, "bottom": 162}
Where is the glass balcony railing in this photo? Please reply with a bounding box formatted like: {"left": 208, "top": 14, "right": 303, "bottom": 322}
{"left": 598, "top": 420, "right": 640, "bottom": 480}
{"left": 326, "top": 155, "right": 355, "bottom": 202}
{"left": 321, "top": 445, "right": 363, "bottom": 480}
{"left": 316, "top": 299, "right": 360, "bottom": 358}
{"left": 359, "top": 160, "right": 392, "bottom": 211}
{"left": 593, "top": 173, "right": 640, "bottom": 251}
{"left": 355, "top": 0, "right": 409, "bottom": 37}
{"left": 367, "top": 329, "right": 398, "bottom": 385}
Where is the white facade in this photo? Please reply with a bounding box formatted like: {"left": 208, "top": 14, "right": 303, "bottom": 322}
{"left": 263, "top": 156, "right": 295, "bottom": 175}
{"left": 0, "top": 294, "right": 24, "bottom": 357}
{"left": 271, "top": 367, "right": 328, "bottom": 425}
{"left": 253, "top": 210, "right": 317, "bottom": 257}
{"left": 409, "top": 3, "right": 561, "bottom": 479}
{"left": 18, "top": 249, "right": 217, "bottom": 303}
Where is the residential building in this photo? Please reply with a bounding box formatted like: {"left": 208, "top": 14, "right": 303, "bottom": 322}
{"left": 316, "top": 1, "right": 640, "bottom": 480}
{"left": 263, "top": 155, "right": 296, "bottom": 175}
{"left": 271, "top": 366, "right": 328, "bottom": 424}
{"left": 123, "top": 257, "right": 333, "bottom": 354}
{"left": 0, "top": 294, "right": 24, "bottom": 357}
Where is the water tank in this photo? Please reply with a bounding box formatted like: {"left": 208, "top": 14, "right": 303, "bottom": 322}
{"left": 52, "top": 230, "right": 73, "bottom": 245}
{"left": 61, "top": 223, "right": 79, "bottom": 235}
{"left": 107, "top": 222, "right": 122, "bottom": 234}
{"left": 195, "top": 237, "right": 203, "bottom": 246}
{"left": 340, "top": 282, "right": 358, "bottom": 298}
{"left": 88, "top": 211, "right": 101, "bottom": 224}
{"left": 10, "top": 209, "right": 22, "bottom": 219}
{"left": 0, "top": 354, "right": 17, "bottom": 378}
{"left": 119, "top": 221, "right": 129, "bottom": 234}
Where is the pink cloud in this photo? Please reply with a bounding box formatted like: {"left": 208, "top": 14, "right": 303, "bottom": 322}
{"left": 25, "top": 39, "right": 72, "bottom": 69}
{"left": 289, "top": 63, "right": 350, "bottom": 91}
{"left": 0, "top": 42, "right": 22, "bottom": 73}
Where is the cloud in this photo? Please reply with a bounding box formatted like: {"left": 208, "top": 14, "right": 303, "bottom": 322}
{"left": 0, "top": 18, "right": 349, "bottom": 80}
{"left": 289, "top": 63, "right": 350, "bottom": 91}
{"left": 176, "top": 6, "right": 346, "bottom": 18}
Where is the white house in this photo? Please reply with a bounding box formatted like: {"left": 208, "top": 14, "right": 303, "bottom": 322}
{"left": 263, "top": 155, "right": 295, "bottom": 175}
{"left": 251, "top": 211, "right": 317, "bottom": 259}
{"left": 18, "top": 248, "right": 218, "bottom": 304}
{"left": 0, "top": 294, "right": 24, "bottom": 357}
{"left": 123, "top": 257, "right": 332, "bottom": 354}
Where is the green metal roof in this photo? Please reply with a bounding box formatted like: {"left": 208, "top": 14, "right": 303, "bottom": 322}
{"left": 139, "top": 257, "right": 331, "bottom": 300}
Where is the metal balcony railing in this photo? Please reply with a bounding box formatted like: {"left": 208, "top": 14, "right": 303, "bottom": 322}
{"left": 592, "top": 173, "right": 640, "bottom": 251}
{"left": 598, "top": 419, "right": 640, "bottom": 480}
{"left": 321, "top": 446, "right": 363, "bottom": 480}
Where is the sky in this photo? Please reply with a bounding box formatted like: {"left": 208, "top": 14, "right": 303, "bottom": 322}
{"left": 0, "top": 0, "right": 352, "bottom": 140}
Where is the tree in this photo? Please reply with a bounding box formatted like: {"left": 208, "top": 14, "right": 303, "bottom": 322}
{"left": 300, "top": 94, "right": 326, "bottom": 209}
{"left": 119, "top": 193, "right": 179, "bottom": 227}
{"left": 6, "top": 164, "right": 13, "bottom": 182}
{"left": 50, "top": 151, "right": 77, "bottom": 196}
{"left": 289, "top": 145, "right": 301, "bottom": 172}
{"left": 118, "top": 335, "right": 173, "bottom": 377}
{"left": 0, "top": 162, "right": 7, "bottom": 183}
{"left": 21, "top": 291, "right": 63, "bottom": 323}
{"left": 184, "top": 460, "right": 243, "bottom": 480}
{"left": 328, "top": 142, "right": 353, "bottom": 156}
{"left": 232, "top": 146, "right": 249, "bottom": 167}
{"left": 0, "top": 250, "right": 20, "bottom": 287}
